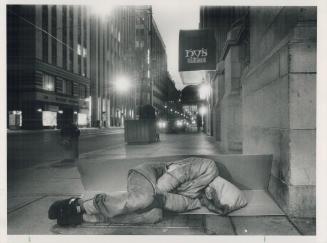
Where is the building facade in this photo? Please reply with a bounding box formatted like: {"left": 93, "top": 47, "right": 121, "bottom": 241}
{"left": 7, "top": 5, "right": 91, "bottom": 129}
{"left": 151, "top": 18, "right": 168, "bottom": 114}
{"left": 134, "top": 6, "right": 152, "bottom": 117}
{"left": 90, "top": 6, "right": 138, "bottom": 127}
{"left": 200, "top": 6, "right": 316, "bottom": 217}
{"left": 8, "top": 5, "right": 173, "bottom": 129}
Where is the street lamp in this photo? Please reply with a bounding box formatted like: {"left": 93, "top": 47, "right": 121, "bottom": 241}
{"left": 199, "top": 106, "right": 207, "bottom": 116}
{"left": 115, "top": 76, "right": 131, "bottom": 93}
{"left": 199, "top": 83, "right": 211, "bottom": 100}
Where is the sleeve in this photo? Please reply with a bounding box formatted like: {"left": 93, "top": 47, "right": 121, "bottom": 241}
{"left": 176, "top": 159, "right": 218, "bottom": 198}
{"left": 156, "top": 172, "right": 181, "bottom": 194}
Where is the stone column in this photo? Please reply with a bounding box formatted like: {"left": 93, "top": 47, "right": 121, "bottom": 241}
{"left": 221, "top": 45, "right": 243, "bottom": 153}
{"left": 242, "top": 7, "right": 316, "bottom": 217}
{"left": 268, "top": 21, "right": 316, "bottom": 217}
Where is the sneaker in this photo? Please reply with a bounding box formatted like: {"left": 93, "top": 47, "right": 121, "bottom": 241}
{"left": 48, "top": 197, "right": 83, "bottom": 226}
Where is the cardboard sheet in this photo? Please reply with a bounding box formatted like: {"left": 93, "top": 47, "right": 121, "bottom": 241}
{"left": 183, "top": 190, "right": 284, "bottom": 216}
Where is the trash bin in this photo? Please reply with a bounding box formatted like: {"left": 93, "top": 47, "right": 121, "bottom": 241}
{"left": 60, "top": 122, "right": 80, "bottom": 162}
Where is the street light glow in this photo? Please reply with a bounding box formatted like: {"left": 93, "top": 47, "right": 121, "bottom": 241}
{"left": 199, "top": 84, "right": 210, "bottom": 100}
{"left": 90, "top": 4, "right": 114, "bottom": 18}
{"left": 199, "top": 106, "right": 207, "bottom": 116}
{"left": 115, "top": 76, "right": 131, "bottom": 92}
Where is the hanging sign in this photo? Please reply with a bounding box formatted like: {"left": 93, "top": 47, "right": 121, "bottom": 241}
{"left": 179, "top": 29, "right": 216, "bottom": 72}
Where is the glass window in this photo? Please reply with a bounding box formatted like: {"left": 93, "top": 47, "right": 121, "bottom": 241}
{"left": 42, "top": 73, "right": 55, "bottom": 91}
{"left": 55, "top": 78, "right": 63, "bottom": 93}
{"left": 79, "top": 84, "right": 86, "bottom": 98}
{"left": 73, "top": 82, "right": 79, "bottom": 97}
{"left": 66, "top": 80, "right": 72, "bottom": 95}
{"left": 62, "top": 6, "right": 67, "bottom": 70}
{"left": 51, "top": 6, "right": 57, "bottom": 65}
{"left": 82, "top": 47, "right": 87, "bottom": 58}
{"left": 42, "top": 6, "right": 48, "bottom": 62}
{"left": 68, "top": 6, "right": 74, "bottom": 71}
{"left": 42, "top": 111, "right": 57, "bottom": 126}
{"left": 77, "top": 44, "right": 82, "bottom": 56}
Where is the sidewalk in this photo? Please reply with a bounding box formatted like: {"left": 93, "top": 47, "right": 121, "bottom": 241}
{"left": 6, "top": 133, "right": 315, "bottom": 235}
{"left": 7, "top": 126, "right": 123, "bottom": 135}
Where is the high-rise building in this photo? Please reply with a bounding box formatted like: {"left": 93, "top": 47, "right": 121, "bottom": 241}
{"left": 89, "top": 6, "right": 137, "bottom": 127}
{"left": 7, "top": 5, "right": 91, "bottom": 129}
{"left": 7, "top": 5, "right": 175, "bottom": 129}
{"left": 151, "top": 17, "right": 168, "bottom": 115}
{"left": 134, "top": 6, "right": 152, "bottom": 117}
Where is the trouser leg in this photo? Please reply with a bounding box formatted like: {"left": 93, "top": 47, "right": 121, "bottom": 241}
{"left": 82, "top": 171, "right": 155, "bottom": 219}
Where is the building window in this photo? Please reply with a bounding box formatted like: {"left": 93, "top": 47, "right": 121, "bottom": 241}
{"left": 73, "top": 82, "right": 79, "bottom": 97}
{"left": 147, "top": 49, "right": 150, "bottom": 64}
{"left": 79, "top": 84, "right": 86, "bottom": 98}
{"left": 136, "top": 28, "right": 144, "bottom": 36}
{"left": 42, "top": 6, "right": 48, "bottom": 62}
{"left": 66, "top": 80, "right": 72, "bottom": 95}
{"left": 77, "top": 7, "right": 82, "bottom": 75}
{"left": 51, "top": 6, "right": 57, "bottom": 65}
{"left": 77, "top": 44, "right": 82, "bottom": 56}
{"left": 83, "top": 8, "right": 88, "bottom": 77}
{"left": 42, "top": 73, "right": 55, "bottom": 91}
{"left": 83, "top": 48, "right": 87, "bottom": 77}
{"left": 55, "top": 78, "right": 63, "bottom": 93}
{"left": 78, "top": 56, "right": 82, "bottom": 74}
{"left": 68, "top": 6, "right": 74, "bottom": 71}
{"left": 62, "top": 6, "right": 67, "bottom": 70}
{"left": 82, "top": 47, "right": 87, "bottom": 58}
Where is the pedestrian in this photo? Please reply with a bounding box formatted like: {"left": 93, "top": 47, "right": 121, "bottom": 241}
{"left": 48, "top": 157, "right": 218, "bottom": 226}
{"left": 60, "top": 122, "right": 80, "bottom": 162}
{"left": 196, "top": 113, "right": 202, "bottom": 132}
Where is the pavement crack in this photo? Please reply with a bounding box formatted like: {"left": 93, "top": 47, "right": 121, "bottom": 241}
{"left": 8, "top": 195, "right": 48, "bottom": 214}
{"left": 229, "top": 217, "right": 237, "bottom": 235}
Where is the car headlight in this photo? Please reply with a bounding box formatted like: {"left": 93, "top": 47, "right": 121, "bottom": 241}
{"left": 176, "top": 120, "right": 183, "bottom": 127}
{"left": 157, "top": 121, "right": 167, "bottom": 128}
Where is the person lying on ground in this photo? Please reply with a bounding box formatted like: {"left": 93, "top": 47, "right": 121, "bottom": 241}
{"left": 48, "top": 157, "right": 219, "bottom": 226}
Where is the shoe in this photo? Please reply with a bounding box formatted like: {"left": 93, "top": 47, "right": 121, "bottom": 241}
{"left": 48, "top": 197, "right": 83, "bottom": 226}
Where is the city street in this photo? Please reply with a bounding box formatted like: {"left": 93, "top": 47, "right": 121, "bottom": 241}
{"left": 5, "top": 3, "right": 320, "bottom": 240}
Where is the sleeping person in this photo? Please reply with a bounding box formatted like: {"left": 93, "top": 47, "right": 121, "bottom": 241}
{"left": 48, "top": 157, "right": 246, "bottom": 226}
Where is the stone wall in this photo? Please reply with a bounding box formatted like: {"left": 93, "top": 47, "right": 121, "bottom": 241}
{"left": 242, "top": 7, "right": 316, "bottom": 217}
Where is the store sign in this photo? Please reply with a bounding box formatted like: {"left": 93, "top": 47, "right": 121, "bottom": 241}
{"left": 179, "top": 29, "right": 216, "bottom": 72}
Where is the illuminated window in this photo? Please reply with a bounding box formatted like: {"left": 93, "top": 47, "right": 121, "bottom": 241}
{"left": 42, "top": 73, "right": 55, "bottom": 91}
{"left": 147, "top": 49, "right": 150, "bottom": 64}
{"left": 82, "top": 47, "right": 87, "bottom": 58}
{"left": 77, "top": 44, "right": 82, "bottom": 56}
